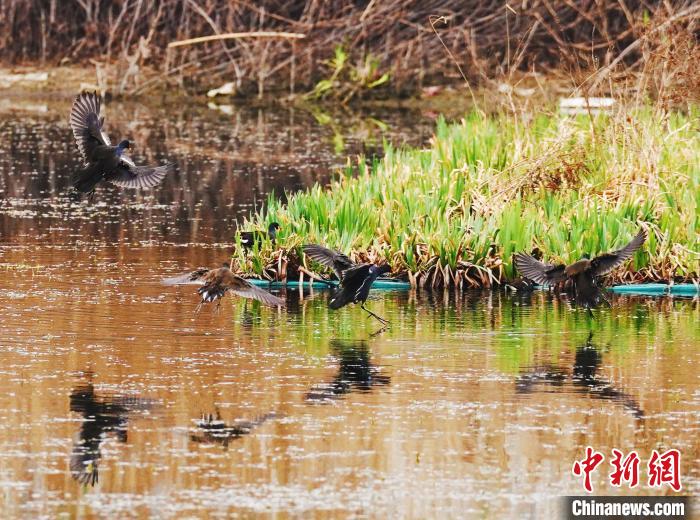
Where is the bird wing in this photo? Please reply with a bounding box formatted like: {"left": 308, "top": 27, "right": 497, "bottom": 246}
{"left": 107, "top": 161, "right": 173, "bottom": 189}
{"left": 328, "top": 264, "right": 372, "bottom": 309}
{"left": 590, "top": 228, "right": 647, "bottom": 276}
{"left": 339, "top": 263, "right": 371, "bottom": 283}
{"left": 70, "top": 91, "right": 111, "bottom": 163}
{"left": 162, "top": 268, "right": 211, "bottom": 286}
{"left": 223, "top": 274, "right": 285, "bottom": 306}
{"left": 238, "top": 231, "right": 255, "bottom": 247}
{"left": 513, "top": 253, "right": 567, "bottom": 286}
{"left": 302, "top": 244, "right": 355, "bottom": 279}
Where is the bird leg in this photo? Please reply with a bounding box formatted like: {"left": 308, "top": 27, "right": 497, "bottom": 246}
{"left": 215, "top": 299, "right": 222, "bottom": 314}
{"left": 369, "top": 324, "right": 389, "bottom": 338}
{"left": 195, "top": 301, "right": 204, "bottom": 314}
{"left": 361, "top": 303, "right": 389, "bottom": 325}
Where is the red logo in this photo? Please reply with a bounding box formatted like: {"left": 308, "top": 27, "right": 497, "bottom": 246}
{"left": 609, "top": 449, "right": 640, "bottom": 488}
{"left": 573, "top": 448, "right": 682, "bottom": 493}
{"left": 572, "top": 446, "right": 605, "bottom": 493}
{"left": 648, "top": 449, "right": 682, "bottom": 492}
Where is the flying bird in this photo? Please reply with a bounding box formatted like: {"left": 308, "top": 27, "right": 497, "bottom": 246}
{"left": 163, "top": 264, "right": 284, "bottom": 312}
{"left": 303, "top": 244, "right": 391, "bottom": 324}
{"left": 237, "top": 222, "right": 280, "bottom": 250}
{"left": 69, "top": 91, "right": 174, "bottom": 195}
{"left": 513, "top": 228, "right": 647, "bottom": 309}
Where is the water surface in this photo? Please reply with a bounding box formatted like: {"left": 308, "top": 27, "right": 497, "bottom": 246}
{"left": 0, "top": 98, "right": 433, "bottom": 243}
{"left": 0, "top": 100, "right": 697, "bottom": 518}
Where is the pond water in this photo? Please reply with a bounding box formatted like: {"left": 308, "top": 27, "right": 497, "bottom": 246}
{"left": 0, "top": 99, "right": 697, "bottom": 518}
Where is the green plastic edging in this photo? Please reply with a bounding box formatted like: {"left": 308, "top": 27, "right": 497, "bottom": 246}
{"left": 608, "top": 283, "right": 698, "bottom": 296}
{"left": 246, "top": 278, "right": 412, "bottom": 290}
{"left": 246, "top": 279, "right": 697, "bottom": 295}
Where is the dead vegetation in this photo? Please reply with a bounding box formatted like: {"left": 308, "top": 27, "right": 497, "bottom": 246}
{"left": 0, "top": 1, "right": 697, "bottom": 99}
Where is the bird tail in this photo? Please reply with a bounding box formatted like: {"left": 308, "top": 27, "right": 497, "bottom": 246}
{"left": 71, "top": 164, "right": 102, "bottom": 194}
{"left": 328, "top": 287, "right": 354, "bottom": 310}
{"left": 574, "top": 277, "right": 603, "bottom": 310}
{"left": 198, "top": 284, "right": 226, "bottom": 303}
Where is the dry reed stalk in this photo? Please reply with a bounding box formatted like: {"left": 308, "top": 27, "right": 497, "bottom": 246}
{"left": 168, "top": 31, "right": 306, "bottom": 48}
{"left": 0, "top": 1, "right": 695, "bottom": 98}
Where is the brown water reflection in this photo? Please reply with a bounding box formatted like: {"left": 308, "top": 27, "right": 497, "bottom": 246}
{"left": 0, "top": 244, "right": 697, "bottom": 518}
{"left": 515, "top": 332, "right": 645, "bottom": 419}
{"left": 305, "top": 339, "right": 391, "bottom": 402}
{"left": 0, "top": 100, "right": 434, "bottom": 244}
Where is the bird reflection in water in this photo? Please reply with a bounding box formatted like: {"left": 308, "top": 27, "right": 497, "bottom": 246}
{"left": 306, "top": 339, "right": 391, "bottom": 402}
{"left": 190, "top": 411, "right": 277, "bottom": 449}
{"left": 69, "top": 378, "right": 157, "bottom": 486}
{"left": 515, "top": 332, "right": 644, "bottom": 419}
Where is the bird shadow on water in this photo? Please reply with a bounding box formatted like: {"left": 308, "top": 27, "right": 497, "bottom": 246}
{"left": 305, "top": 339, "right": 391, "bottom": 403}
{"left": 190, "top": 410, "right": 278, "bottom": 449}
{"left": 514, "top": 331, "right": 645, "bottom": 420}
{"left": 69, "top": 373, "right": 158, "bottom": 486}
{"left": 369, "top": 323, "right": 390, "bottom": 337}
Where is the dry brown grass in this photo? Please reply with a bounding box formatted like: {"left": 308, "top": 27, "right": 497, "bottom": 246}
{"left": 0, "top": 1, "right": 697, "bottom": 100}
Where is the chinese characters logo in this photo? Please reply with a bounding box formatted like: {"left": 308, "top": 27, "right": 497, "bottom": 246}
{"left": 572, "top": 447, "right": 681, "bottom": 493}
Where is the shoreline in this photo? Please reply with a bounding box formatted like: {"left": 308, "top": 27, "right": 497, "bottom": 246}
{"left": 0, "top": 64, "right": 553, "bottom": 119}
{"left": 3, "top": 66, "right": 696, "bottom": 288}
{"left": 242, "top": 276, "right": 700, "bottom": 295}
{"left": 235, "top": 108, "right": 699, "bottom": 287}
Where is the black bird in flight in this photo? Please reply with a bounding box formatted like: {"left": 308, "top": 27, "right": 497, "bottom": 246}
{"left": 513, "top": 228, "right": 647, "bottom": 309}
{"left": 163, "top": 264, "right": 284, "bottom": 312}
{"left": 303, "top": 244, "right": 391, "bottom": 324}
{"left": 237, "top": 222, "right": 280, "bottom": 250}
{"left": 69, "top": 91, "right": 174, "bottom": 195}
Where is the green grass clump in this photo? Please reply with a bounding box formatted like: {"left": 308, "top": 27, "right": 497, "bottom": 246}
{"left": 240, "top": 106, "right": 699, "bottom": 287}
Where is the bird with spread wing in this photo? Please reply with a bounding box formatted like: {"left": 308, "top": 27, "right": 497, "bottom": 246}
{"left": 513, "top": 228, "right": 647, "bottom": 309}
{"left": 163, "top": 265, "right": 284, "bottom": 312}
{"left": 302, "top": 244, "right": 392, "bottom": 324}
{"left": 69, "top": 91, "right": 174, "bottom": 195}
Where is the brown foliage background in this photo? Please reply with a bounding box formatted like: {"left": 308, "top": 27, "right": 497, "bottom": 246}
{"left": 0, "top": 1, "right": 697, "bottom": 96}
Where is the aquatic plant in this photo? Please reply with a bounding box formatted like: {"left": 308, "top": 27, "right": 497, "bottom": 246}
{"left": 238, "top": 105, "right": 699, "bottom": 288}
{"left": 307, "top": 46, "right": 390, "bottom": 103}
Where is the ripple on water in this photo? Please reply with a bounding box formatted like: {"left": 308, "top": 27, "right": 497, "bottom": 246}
{"left": 0, "top": 105, "right": 698, "bottom": 518}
